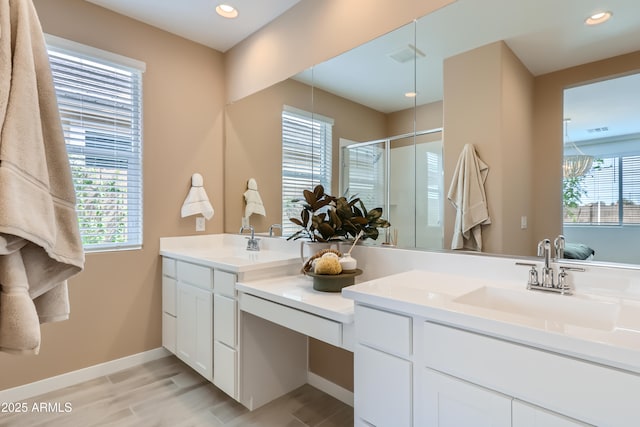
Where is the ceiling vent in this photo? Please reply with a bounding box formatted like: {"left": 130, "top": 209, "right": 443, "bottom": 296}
{"left": 587, "top": 126, "right": 609, "bottom": 134}
{"left": 388, "top": 44, "right": 426, "bottom": 64}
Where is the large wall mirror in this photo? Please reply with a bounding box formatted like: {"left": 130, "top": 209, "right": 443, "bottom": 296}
{"left": 224, "top": 0, "right": 640, "bottom": 269}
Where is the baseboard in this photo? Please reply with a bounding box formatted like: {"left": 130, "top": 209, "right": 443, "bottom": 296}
{"left": 0, "top": 347, "right": 170, "bottom": 403}
{"left": 307, "top": 371, "right": 354, "bottom": 407}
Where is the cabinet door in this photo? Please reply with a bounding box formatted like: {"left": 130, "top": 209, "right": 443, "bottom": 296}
{"left": 213, "top": 340, "right": 237, "bottom": 399}
{"left": 214, "top": 294, "right": 236, "bottom": 347}
{"left": 176, "top": 282, "right": 213, "bottom": 381}
{"left": 513, "top": 400, "right": 591, "bottom": 427}
{"left": 422, "top": 368, "right": 511, "bottom": 427}
{"left": 355, "top": 344, "right": 412, "bottom": 426}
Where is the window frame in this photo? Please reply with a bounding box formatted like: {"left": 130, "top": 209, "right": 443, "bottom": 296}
{"left": 46, "top": 35, "right": 146, "bottom": 252}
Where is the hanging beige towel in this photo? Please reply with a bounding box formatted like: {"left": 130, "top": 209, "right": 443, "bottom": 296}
{"left": 447, "top": 144, "right": 491, "bottom": 251}
{"left": 0, "top": 0, "right": 85, "bottom": 354}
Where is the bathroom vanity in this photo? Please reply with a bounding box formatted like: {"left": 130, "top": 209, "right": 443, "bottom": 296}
{"left": 160, "top": 234, "right": 640, "bottom": 425}
{"left": 343, "top": 269, "right": 640, "bottom": 427}
{"left": 159, "top": 234, "right": 355, "bottom": 410}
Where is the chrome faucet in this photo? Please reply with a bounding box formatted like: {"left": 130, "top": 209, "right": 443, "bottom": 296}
{"left": 239, "top": 225, "right": 260, "bottom": 251}
{"left": 537, "top": 239, "right": 554, "bottom": 287}
{"left": 554, "top": 234, "right": 565, "bottom": 260}
{"left": 516, "top": 236, "right": 585, "bottom": 295}
{"left": 268, "top": 224, "right": 282, "bottom": 237}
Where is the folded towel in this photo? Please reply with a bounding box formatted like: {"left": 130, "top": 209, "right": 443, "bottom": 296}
{"left": 447, "top": 144, "right": 491, "bottom": 251}
{"left": 244, "top": 178, "right": 266, "bottom": 218}
{"left": 0, "top": 0, "right": 85, "bottom": 355}
{"left": 181, "top": 173, "right": 214, "bottom": 220}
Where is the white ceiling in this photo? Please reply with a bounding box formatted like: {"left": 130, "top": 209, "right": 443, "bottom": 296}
{"left": 86, "top": 0, "right": 640, "bottom": 143}
{"left": 85, "top": 0, "right": 301, "bottom": 52}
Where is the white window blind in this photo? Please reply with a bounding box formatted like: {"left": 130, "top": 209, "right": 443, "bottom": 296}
{"left": 47, "top": 37, "right": 144, "bottom": 251}
{"left": 282, "top": 107, "right": 333, "bottom": 237}
{"left": 564, "top": 155, "right": 640, "bottom": 225}
{"left": 343, "top": 143, "right": 385, "bottom": 209}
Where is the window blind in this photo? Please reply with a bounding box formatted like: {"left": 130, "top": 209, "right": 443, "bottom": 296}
{"left": 282, "top": 107, "right": 333, "bottom": 237}
{"left": 564, "top": 155, "right": 640, "bottom": 225}
{"left": 47, "top": 40, "right": 144, "bottom": 251}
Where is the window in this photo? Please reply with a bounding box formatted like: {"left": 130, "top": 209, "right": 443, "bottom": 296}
{"left": 46, "top": 35, "right": 145, "bottom": 251}
{"left": 282, "top": 107, "right": 333, "bottom": 237}
{"left": 563, "top": 155, "right": 640, "bottom": 225}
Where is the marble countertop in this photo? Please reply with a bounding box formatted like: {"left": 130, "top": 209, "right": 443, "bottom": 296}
{"left": 237, "top": 274, "right": 354, "bottom": 324}
{"left": 342, "top": 269, "right": 640, "bottom": 374}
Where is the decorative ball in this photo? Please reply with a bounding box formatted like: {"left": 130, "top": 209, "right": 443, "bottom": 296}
{"left": 314, "top": 256, "right": 342, "bottom": 275}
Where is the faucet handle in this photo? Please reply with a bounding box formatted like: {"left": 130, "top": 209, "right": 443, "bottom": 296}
{"left": 515, "top": 262, "right": 539, "bottom": 289}
{"left": 557, "top": 266, "right": 584, "bottom": 295}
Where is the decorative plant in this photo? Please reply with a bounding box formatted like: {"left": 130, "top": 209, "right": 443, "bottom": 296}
{"left": 287, "top": 185, "right": 390, "bottom": 242}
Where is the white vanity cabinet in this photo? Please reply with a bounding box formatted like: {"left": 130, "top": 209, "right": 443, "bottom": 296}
{"left": 351, "top": 301, "right": 639, "bottom": 427}
{"left": 161, "top": 257, "right": 177, "bottom": 353}
{"left": 353, "top": 305, "right": 413, "bottom": 426}
{"left": 175, "top": 260, "right": 214, "bottom": 381}
{"left": 212, "top": 269, "right": 239, "bottom": 399}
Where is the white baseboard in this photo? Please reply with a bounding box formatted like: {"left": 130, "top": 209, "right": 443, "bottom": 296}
{"left": 0, "top": 347, "right": 170, "bottom": 403}
{"left": 307, "top": 371, "right": 354, "bottom": 407}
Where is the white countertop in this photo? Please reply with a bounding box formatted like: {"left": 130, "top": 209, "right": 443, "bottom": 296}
{"left": 237, "top": 274, "right": 354, "bottom": 324}
{"left": 342, "top": 269, "right": 640, "bottom": 374}
{"left": 159, "top": 234, "right": 300, "bottom": 273}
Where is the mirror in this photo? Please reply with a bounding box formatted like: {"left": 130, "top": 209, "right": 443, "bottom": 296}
{"left": 224, "top": 0, "right": 640, "bottom": 268}
{"left": 562, "top": 73, "right": 640, "bottom": 265}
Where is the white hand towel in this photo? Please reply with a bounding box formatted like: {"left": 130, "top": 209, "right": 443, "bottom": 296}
{"left": 447, "top": 144, "right": 491, "bottom": 251}
{"left": 244, "top": 178, "right": 266, "bottom": 218}
{"left": 181, "top": 173, "right": 214, "bottom": 220}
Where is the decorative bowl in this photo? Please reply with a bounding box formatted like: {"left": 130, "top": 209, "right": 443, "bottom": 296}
{"left": 306, "top": 269, "right": 362, "bottom": 292}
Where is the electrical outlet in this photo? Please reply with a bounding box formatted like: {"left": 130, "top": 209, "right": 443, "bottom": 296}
{"left": 196, "top": 216, "right": 205, "bottom": 232}
{"left": 520, "top": 215, "right": 527, "bottom": 230}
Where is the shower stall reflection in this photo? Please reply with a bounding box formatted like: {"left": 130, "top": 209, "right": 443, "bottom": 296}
{"left": 340, "top": 128, "right": 444, "bottom": 250}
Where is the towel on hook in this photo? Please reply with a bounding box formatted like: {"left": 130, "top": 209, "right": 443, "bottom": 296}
{"left": 181, "top": 173, "right": 214, "bottom": 220}
{"left": 447, "top": 144, "right": 491, "bottom": 251}
{"left": 0, "top": 0, "right": 85, "bottom": 355}
{"left": 244, "top": 178, "right": 266, "bottom": 218}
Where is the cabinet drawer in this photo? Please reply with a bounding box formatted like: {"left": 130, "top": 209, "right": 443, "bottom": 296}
{"left": 162, "top": 257, "right": 176, "bottom": 278}
{"left": 355, "top": 343, "right": 412, "bottom": 427}
{"left": 423, "top": 322, "right": 640, "bottom": 427}
{"left": 355, "top": 304, "right": 412, "bottom": 356}
{"left": 239, "top": 293, "right": 343, "bottom": 348}
{"left": 162, "top": 312, "right": 176, "bottom": 354}
{"left": 177, "top": 261, "right": 213, "bottom": 290}
{"left": 162, "top": 276, "right": 177, "bottom": 316}
{"left": 214, "top": 294, "right": 237, "bottom": 347}
{"left": 214, "top": 269, "right": 236, "bottom": 297}
{"left": 214, "top": 341, "right": 237, "bottom": 399}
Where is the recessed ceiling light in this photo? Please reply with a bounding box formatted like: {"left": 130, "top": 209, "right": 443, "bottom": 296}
{"left": 216, "top": 4, "right": 238, "bottom": 19}
{"left": 585, "top": 11, "right": 612, "bottom": 26}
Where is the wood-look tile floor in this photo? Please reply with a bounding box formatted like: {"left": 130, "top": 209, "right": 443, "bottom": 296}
{"left": 0, "top": 356, "right": 353, "bottom": 427}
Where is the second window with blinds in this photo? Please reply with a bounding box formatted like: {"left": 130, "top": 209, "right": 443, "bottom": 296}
{"left": 281, "top": 106, "right": 334, "bottom": 237}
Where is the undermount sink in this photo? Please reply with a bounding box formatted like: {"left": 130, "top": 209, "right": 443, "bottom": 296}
{"left": 453, "top": 286, "right": 621, "bottom": 331}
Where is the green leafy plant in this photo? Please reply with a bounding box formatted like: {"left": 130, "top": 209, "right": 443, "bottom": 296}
{"left": 287, "top": 185, "right": 390, "bottom": 242}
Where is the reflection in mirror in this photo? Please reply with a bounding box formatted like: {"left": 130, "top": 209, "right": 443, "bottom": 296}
{"left": 562, "top": 72, "right": 640, "bottom": 264}
{"left": 224, "top": 0, "right": 640, "bottom": 269}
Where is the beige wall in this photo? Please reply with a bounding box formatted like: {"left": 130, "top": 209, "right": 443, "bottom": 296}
{"left": 443, "top": 41, "right": 535, "bottom": 255}
{"left": 532, "top": 50, "right": 640, "bottom": 245}
{"left": 225, "top": 0, "right": 456, "bottom": 104}
{"left": 0, "top": 0, "right": 225, "bottom": 390}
